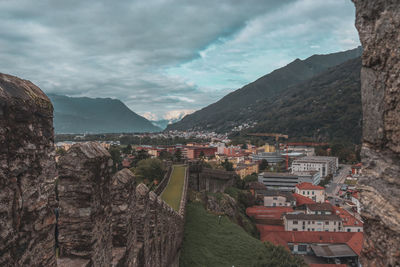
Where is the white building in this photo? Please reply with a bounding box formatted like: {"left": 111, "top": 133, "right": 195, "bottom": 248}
{"left": 295, "top": 182, "right": 325, "bottom": 203}
{"left": 295, "top": 171, "right": 321, "bottom": 185}
{"left": 291, "top": 156, "right": 338, "bottom": 178}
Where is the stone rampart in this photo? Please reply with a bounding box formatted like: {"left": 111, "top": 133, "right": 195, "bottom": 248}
{"left": 0, "top": 73, "right": 56, "bottom": 266}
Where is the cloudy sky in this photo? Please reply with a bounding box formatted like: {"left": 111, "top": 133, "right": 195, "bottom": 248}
{"left": 0, "top": 0, "right": 359, "bottom": 121}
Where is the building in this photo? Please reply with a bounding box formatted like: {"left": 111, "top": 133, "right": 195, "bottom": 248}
{"left": 262, "top": 231, "right": 363, "bottom": 265}
{"left": 283, "top": 213, "right": 342, "bottom": 232}
{"left": 351, "top": 163, "right": 362, "bottom": 175}
{"left": 258, "top": 172, "right": 299, "bottom": 191}
{"left": 295, "top": 182, "right": 325, "bottom": 203}
{"left": 235, "top": 162, "right": 259, "bottom": 179}
{"left": 295, "top": 171, "right": 321, "bottom": 185}
{"left": 246, "top": 206, "right": 293, "bottom": 225}
{"left": 186, "top": 146, "right": 217, "bottom": 159}
{"left": 260, "top": 190, "right": 296, "bottom": 207}
{"left": 304, "top": 203, "right": 334, "bottom": 215}
{"left": 291, "top": 156, "right": 338, "bottom": 178}
{"left": 332, "top": 206, "right": 363, "bottom": 233}
{"left": 351, "top": 191, "right": 361, "bottom": 214}
{"left": 252, "top": 151, "right": 284, "bottom": 165}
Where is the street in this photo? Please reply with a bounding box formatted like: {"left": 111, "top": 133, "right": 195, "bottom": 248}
{"left": 325, "top": 164, "right": 351, "bottom": 198}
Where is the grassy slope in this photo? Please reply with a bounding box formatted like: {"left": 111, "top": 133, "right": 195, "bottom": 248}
{"left": 161, "top": 165, "right": 186, "bottom": 211}
{"left": 180, "top": 202, "right": 305, "bottom": 267}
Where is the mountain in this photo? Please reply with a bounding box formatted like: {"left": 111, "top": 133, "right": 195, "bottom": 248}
{"left": 48, "top": 94, "right": 161, "bottom": 134}
{"left": 167, "top": 47, "right": 362, "bottom": 134}
{"left": 244, "top": 57, "right": 362, "bottom": 143}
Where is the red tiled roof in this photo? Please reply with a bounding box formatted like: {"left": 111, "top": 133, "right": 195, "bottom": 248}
{"left": 332, "top": 206, "right": 363, "bottom": 227}
{"left": 246, "top": 206, "right": 293, "bottom": 220}
{"left": 296, "top": 182, "right": 324, "bottom": 190}
{"left": 293, "top": 193, "right": 316, "bottom": 206}
{"left": 257, "top": 224, "right": 285, "bottom": 232}
{"left": 261, "top": 231, "right": 363, "bottom": 256}
{"left": 263, "top": 232, "right": 289, "bottom": 249}
{"left": 352, "top": 191, "right": 359, "bottom": 199}
{"left": 346, "top": 232, "right": 363, "bottom": 256}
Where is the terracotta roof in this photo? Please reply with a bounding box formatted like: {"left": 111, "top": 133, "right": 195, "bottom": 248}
{"left": 293, "top": 193, "right": 316, "bottom": 206}
{"left": 256, "top": 224, "right": 285, "bottom": 232}
{"left": 346, "top": 232, "right": 363, "bottom": 255}
{"left": 261, "top": 231, "right": 364, "bottom": 255}
{"left": 246, "top": 206, "right": 293, "bottom": 220}
{"left": 296, "top": 182, "right": 324, "bottom": 190}
{"left": 352, "top": 191, "right": 359, "bottom": 199}
{"left": 332, "top": 206, "right": 363, "bottom": 227}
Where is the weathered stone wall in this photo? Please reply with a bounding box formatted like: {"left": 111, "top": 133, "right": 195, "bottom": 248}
{"left": 352, "top": 0, "right": 400, "bottom": 266}
{"left": 111, "top": 168, "right": 137, "bottom": 266}
{"left": 0, "top": 73, "right": 56, "bottom": 266}
{"left": 189, "top": 164, "right": 237, "bottom": 193}
{"left": 57, "top": 142, "right": 113, "bottom": 267}
{"left": 57, "top": 144, "right": 186, "bottom": 267}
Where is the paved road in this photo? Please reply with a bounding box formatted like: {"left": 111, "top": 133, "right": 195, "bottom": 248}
{"left": 325, "top": 164, "right": 351, "bottom": 197}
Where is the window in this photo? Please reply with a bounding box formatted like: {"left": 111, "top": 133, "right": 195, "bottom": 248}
{"left": 273, "top": 197, "right": 278, "bottom": 200}
{"left": 312, "top": 228, "right": 315, "bottom": 231}
{"left": 293, "top": 228, "right": 298, "bottom": 231}
{"left": 303, "top": 191, "right": 305, "bottom": 194}
{"left": 347, "top": 229, "right": 351, "bottom": 232}
{"left": 325, "top": 230, "right": 329, "bottom": 232}
{"left": 325, "top": 221, "right": 329, "bottom": 225}
{"left": 334, "top": 221, "right": 336, "bottom": 225}
{"left": 312, "top": 191, "right": 314, "bottom": 195}
{"left": 307, "top": 191, "right": 310, "bottom": 195}
{"left": 298, "top": 245, "right": 307, "bottom": 252}
{"left": 293, "top": 221, "right": 298, "bottom": 225}
{"left": 308, "top": 221, "right": 310, "bottom": 225}
{"left": 358, "top": 229, "right": 361, "bottom": 232}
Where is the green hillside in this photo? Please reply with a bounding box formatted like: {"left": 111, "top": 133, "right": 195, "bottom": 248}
{"left": 167, "top": 47, "right": 361, "bottom": 134}
{"left": 180, "top": 202, "right": 306, "bottom": 267}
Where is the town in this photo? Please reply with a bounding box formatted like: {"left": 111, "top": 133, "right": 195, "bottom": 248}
{"left": 56, "top": 133, "right": 364, "bottom": 266}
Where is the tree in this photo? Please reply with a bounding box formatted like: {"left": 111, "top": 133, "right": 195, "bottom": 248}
{"left": 174, "top": 148, "right": 182, "bottom": 162}
{"left": 122, "top": 144, "right": 132, "bottom": 154}
{"left": 259, "top": 159, "right": 268, "bottom": 171}
{"left": 108, "top": 146, "right": 122, "bottom": 172}
{"left": 199, "top": 151, "right": 205, "bottom": 160}
{"left": 135, "top": 158, "right": 165, "bottom": 183}
{"left": 243, "top": 174, "right": 258, "bottom": 183}
{"left": 159, "top": 150, "right": 173, "bottom": 161}
{"left": 221, "top": 159, "right": 233, "bottom": 171}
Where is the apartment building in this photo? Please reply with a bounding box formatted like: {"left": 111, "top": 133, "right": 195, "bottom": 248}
{"left": 283, "top": 213, "right": 342, "bottom": 232}
{"left": 291, "top": 156, "right": 338, "bottom": 178}
{"left": 295, "top": 182, "right": 325, "bottom": 203}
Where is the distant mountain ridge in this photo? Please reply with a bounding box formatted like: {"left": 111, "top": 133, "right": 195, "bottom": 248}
{"left": 167, "top": 46, "right": 362, "bottom": 134}
{"left": 49, "top": 94, "right": 160, "bottom": 134}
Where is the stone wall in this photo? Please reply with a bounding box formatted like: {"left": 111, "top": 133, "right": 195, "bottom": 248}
{"left": 0, "top": 73, "right": 56, "bottom": 266}
{"left": 57, "top": 142, "right": 186, "bottom": 267}
{"left": 189, "top": 164, "right": 237, "bottom": 193}
{"left": 57, "top": 142, "right": 113, "bottom": 267}
{"left": 352, "top": 0, "right": 400, "bottom": 266}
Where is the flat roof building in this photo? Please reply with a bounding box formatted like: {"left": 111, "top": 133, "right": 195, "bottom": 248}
{"left": 258, "top": 172, "right": 299, "bottom": 191}
{"left": 291, "top": 156, "right": 338, "bottom": 178}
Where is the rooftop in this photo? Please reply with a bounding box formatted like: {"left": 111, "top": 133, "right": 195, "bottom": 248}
{"left": 284, "top": 213, "right": 341, "bottom": 221}
{"left": 293, "top": 193, "right": 316, "bottom": 206}
{"left": 261, "top": 172, "right": 298, "bottom": 178}
{"left": 261, "top": 231, "right": 363, "bottom": 256}
{"left": 306, "top": 203, "right": 334, "bottom": 212}
{"left": 332, "top": 206, "right": 363, "bottom": 227}
{"left": 296, "top": 182, "right": 324, "bottom": 190}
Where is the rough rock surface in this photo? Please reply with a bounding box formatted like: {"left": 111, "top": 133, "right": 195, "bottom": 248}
{"left": 352, "top": 0, "right": 400, "bottom": 266}
{"left": 189, "top": 164, "right": 237, "bottom": 193}
{"left": 111, "top": 168, "right": 137, "bottom": 266}
{"left": 57, "top": 142, "right": 113, "bottom": 266}
{"left": 0, "top": 73, "right": 56, "bottom": 266}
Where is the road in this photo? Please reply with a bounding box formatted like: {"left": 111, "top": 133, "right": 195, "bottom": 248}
{"left": 325, "top": 164, "right": 351, "bottom": 198}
